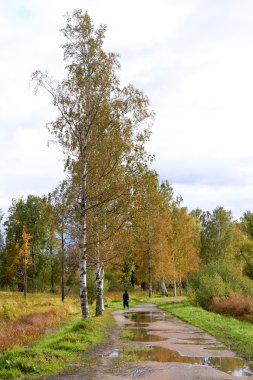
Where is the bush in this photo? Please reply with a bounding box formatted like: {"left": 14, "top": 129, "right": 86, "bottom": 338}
{"left": 193, "top": 273, "right": 228, "bottom": 308}
{"left": 190, "top": 260, "right": 253, "bottom": 309}
{"left": 210, "top": 292, "right": 253, "bottom": 318}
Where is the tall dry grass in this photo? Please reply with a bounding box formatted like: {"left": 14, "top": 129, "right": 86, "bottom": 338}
{"left": 210, "top": 292, "right": 253, "bottom": 319}
{"left": 0, "top": 291, "right": 79, "bottom": 352}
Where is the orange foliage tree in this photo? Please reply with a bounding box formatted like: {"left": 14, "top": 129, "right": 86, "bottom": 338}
{"left": 16, "top": 226, "right": 31, "bottom": 299}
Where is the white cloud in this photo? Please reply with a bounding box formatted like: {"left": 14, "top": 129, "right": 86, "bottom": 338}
{"left": 1, "top": 0, "right": 253, "bottom": 220}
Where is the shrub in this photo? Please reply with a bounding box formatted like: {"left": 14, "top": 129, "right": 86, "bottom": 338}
{"left": 210, "top": 292, "right": 253, "bottom": 318}
{"left": 190, "top": 260, "right": 253, "bottom": 309}
{"left": 193, "top": 273, "right": 228, "bottom": 308}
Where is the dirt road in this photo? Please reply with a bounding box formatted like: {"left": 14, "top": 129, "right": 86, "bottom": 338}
{"left": 44, "top": 303, "right": 253, "bottom": 380}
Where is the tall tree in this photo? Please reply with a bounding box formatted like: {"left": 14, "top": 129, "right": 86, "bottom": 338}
{"left": 32, "top": 10, "right": 153, "bottom": 318}
{"left": 241, "top": 211, "right": 253, "bottom": 240}
{"left": 16, "top": 226, "right": 31, "bottom": 299}
{"left": 0, "top": 210, "right": 4, "bottom": 250}
{"left": 3, "top": 195, "right": 48, "bottom": 291}
{"left": 199, "top": 207, "right": 233, "bottom": 264}
{"left": 50, "top": 180, "right": 79, "bottom": 301}
{"left": 238, "top": 212, "right": 253, "bottom": 278}
{"left": 169, "top": 206, "right": 200, "bottom": 295}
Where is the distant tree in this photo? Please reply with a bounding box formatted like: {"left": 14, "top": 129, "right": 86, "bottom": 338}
{"left": 16, "top": 226, "right": 31, "bottom": 299}
{"left": 0, "top": 210, "right": 4, "bottom": 250}
{"left": 238, "top": 212, "right": 253, "bottom": 278}
{"left": 199, "top": 207, "right": 234, "bottom": 264}
{"left": 3, "top": 195, "right": 48, "bottom": 291}
{"left": 169, "top": 206, "right": 200, "bottom": 296}
{"left": 50, "top": 180, "right": 79, "bottom": 301}
{"left": 241, "top": 211, "right": 253, "bottom": 240}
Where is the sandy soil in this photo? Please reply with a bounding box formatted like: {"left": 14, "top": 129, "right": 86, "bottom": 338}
{"left": 42, "top": 303, "right": 253, "bottom": 380}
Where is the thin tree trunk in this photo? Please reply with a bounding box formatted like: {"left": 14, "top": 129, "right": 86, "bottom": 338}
{"left": 50, "top": 245, "right": 54, "bottom": 293}
{"left": 80, "top": 192, "right": 89, "bottom": 318}
{"left": 61, "top": 231, "right": 65, "bottom": 302}
{"left": 148, "top": 228, "right": 152, "bottom": 298}
{"left": 173, "top": 279, "right": 177, "bottom": 297}
{"left": 31, "top": 248, "right": 36, "bottom": 292}
{"left": 80, "top": 255, "right": 89, "bottom": 318}
{"left": 148, "top": 256, "right": 152, "bottom": 298}
{"left": 131, "top": 270, "right": 135, "bottom": 287}
{"left": 23, "top": 265, "right": 27, "bottom": 299}
{"left": 186, "top": 275, "right": 189, "bottom": 296}
{"left": 161, "top": 277, "right": 168, "bottom": 296}
{"left": 179, "top": 274, "right": 182, "bottom": 296}
{"left": 95, "top": 261, "right": 104, "bottom": 316}
{"left": 101, "top": 265, "right": 104, "bottom": 311}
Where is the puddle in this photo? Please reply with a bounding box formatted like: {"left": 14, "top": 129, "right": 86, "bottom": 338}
{"left": 122, "top": 310, "right": 253, "bottom": 377}
{"left": 128, "top": 346, "right": 253, "bottom": 377}
{"left": 132, "top": 323, "right": 150, "bottom": 327}
{"left": 123, "top": 329, "right": 167, "bottom": 342}
{"left": 109, "top": 349, "right": 119, "bottom": 358}
{"left": 125, "top": 312, "right": 164, "bottom": 323}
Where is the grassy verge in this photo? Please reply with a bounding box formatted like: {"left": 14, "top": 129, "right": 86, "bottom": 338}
{"left": 0, "top": 292, "right": 80, "bottom": 353}
{"left": 0, "top": 292, "right": 78, "bottom": 326}
{"left": 159, "top": 300, "right": 253, "bottom": 361}
{"left": 0, "top": 301, "right": 122, "bottom": 379}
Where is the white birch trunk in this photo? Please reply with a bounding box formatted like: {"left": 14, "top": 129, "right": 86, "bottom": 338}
{"left": 80, "top": 255, "right": 89, "bottom": 318}
{"left": 101, "top": 265, "right": 104, "bottom": 311}
{"left": 95, "top": 261, "right": 104, "bottom": 316}
{"left": 80, "top": 193, "right": 89, "bottom": 319}
{"left": 148, "top": 229, "right": 152, "bottom": 298}
{"left": 148, "top": 251, "right": 152, "bottom": 298}
{"left": 161, "top": 278, "right": 168, "bottom": 297}
{"left": 173, "top": 279, "right": 177, "bottom": 297}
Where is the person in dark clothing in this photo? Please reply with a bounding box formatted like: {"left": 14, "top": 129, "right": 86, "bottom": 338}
{"left": 123, "top": 290, "right": 129, "bottom": 309}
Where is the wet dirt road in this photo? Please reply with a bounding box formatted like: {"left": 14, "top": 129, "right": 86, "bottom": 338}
{"left": 44, "top": 303, "right": 253, "bottom": 380}
{"left": 110, "top": 303, "right": 253, "bottom": 380}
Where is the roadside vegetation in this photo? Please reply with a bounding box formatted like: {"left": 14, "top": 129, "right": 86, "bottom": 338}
{"left": 0, "top": 292, "right": 125, "bottom": 379}
{"left": 159, "top": 300, "right": 253, "bottom": 361}
{"left": 0, "top": 293, "right": 79, "bottom": 353}
{"left": 189, "top": 260, "right": 253, "bottom": 319}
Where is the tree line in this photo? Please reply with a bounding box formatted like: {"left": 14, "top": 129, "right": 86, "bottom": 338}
{"left": 0, "top": 10, "right": 252, "bottom": 318}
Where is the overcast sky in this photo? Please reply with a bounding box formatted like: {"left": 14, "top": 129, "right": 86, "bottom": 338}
{"left": 1, "top": 0, "right": 253, "bottom": 220}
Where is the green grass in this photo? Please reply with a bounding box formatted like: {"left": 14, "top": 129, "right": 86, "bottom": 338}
{"left": 159, "top": 300, "right": 253, "bottom": 360}
{"left": 0, "top": 304, "right": 118, "bottom": 379}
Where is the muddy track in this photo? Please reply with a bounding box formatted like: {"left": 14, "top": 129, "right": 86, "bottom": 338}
{"left": 42, "top": 303, "right": 253, "bottom": 380}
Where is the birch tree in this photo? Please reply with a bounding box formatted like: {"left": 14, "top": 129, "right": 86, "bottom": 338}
{"left": 16, "top": 226, "right": 31, "bottom": 299}
{"left": 32, "top": 10, "right": 153, "bottom": 318}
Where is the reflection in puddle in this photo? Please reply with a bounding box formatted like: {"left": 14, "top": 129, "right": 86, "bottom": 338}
{"left": 109, "top": 349, "right": 119, "bottom": 358}
{"left": 122, "top": 311, "right": 253, "bottom": 377}
{"left": 125, "top": 312, "right": 165, "bottom": 323}
{"left": 124, "top": 329, "right": 167, "bottom": 342}
{"left": 132, "top": 323, "right": 150, "bottom": 328}
{"left": 127, "top": 346, "right": 253, "bottom": 377}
